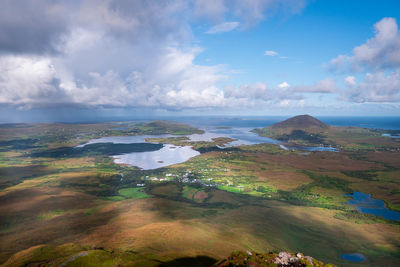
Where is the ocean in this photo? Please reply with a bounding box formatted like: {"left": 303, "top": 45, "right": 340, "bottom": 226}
{"left": 3, "top": 115, "right": 399, "bottom": 130}
{"left": 166, "top": 116, "right": 400, "bottom": 130}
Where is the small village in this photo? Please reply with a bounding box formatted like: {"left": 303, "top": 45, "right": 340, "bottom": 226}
{"left": 140, "top": 169, "right": 218, "bottom": 188}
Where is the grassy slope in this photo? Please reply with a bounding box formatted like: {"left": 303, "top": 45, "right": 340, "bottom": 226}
{"left": 0, "top": 123, "right": 399, "bottom": 266}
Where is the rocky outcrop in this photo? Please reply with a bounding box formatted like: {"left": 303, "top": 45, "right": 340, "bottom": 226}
{"left": 213, "top": 251, "right": 337, "bottom": 267}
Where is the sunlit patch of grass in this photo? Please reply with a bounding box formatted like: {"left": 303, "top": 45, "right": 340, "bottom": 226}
{"left": 48, "top": 157, "right": 95, "bottom": 169}
{"left": 4, "top": 174, "right": 61, "bottom": 191}
{"left": 1, "top": 244, "right": 156, "bottom": 267}
{"left": 308, "top": 186, "right": 347, "bottom": 205}
{"left": 118, "top": 187, "right": 150, "bottom": 199}
{"left": 217, "top": 185, "right": 243, "bottom": 193}
{"left": 0, "top": 152, "right": 30, "bottom": 167}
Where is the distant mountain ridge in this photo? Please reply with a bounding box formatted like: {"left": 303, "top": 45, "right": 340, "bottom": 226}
{"left": 142, "top": 120, "right": 204, "bottom": 135}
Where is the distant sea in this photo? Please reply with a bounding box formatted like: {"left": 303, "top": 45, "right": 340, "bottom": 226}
{"left": 168, "top": 116, "right": 400, "bottom": 130}
{"left": 3, "top": 116, "right": 400, "bottom": 130}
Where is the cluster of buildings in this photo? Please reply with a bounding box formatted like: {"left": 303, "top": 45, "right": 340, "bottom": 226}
{"left": 141, "top": 171, "right": 217, "bottom": 187}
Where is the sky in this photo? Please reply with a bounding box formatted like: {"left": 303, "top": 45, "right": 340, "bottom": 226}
{"left": 0, "top": 0, "right": 400, "bottom": 122}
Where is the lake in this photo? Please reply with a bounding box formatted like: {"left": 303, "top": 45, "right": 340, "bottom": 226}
{"left": 187, "top": 127, "right": 280, "bottom": 146}
{"left": 340, "top": 253, "right": 366, "bottom": 262}
{"left": 76, "top": 134, "right": 175, "bottom": 147}
{"left": 78, "top": 128, "right": 280, "bottom": 169}
{"left": 112, "top": 144, "right": 200, "bottom": 170}
{"left": 344, "top": 192, "right": 400, "bottom": 221}
{"left": 187, "top": 127, "right": 337, "bottom": 151}
{"left": 79, "top": 127, "right": 338, "bottom": 170}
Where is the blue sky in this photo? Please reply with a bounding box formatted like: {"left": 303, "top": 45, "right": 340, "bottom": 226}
{"left": 0, "top": 0, "right": 400, "bottom": 122}
{"left": 195, "top": 0, "right": 400, "bottom": 82}
{"left": 195, "top": 0, "right": 400, "bottom": 84}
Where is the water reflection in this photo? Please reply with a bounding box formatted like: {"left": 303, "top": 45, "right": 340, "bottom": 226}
{"left": 112, "top": 144, "right": 200, "bottom": 170}
{"left": 188, "top": 127, "right": 280, "bottom": 146}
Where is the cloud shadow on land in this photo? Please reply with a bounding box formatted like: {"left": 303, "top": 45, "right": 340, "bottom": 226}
{"left": 157, "top": 255, "right": 218, "bottom": 267}
{"left": 139, "top": 182, "right": 399, "bottom": 266}
{"left": 0, "top": 186, "right": 120, "bottom": 264}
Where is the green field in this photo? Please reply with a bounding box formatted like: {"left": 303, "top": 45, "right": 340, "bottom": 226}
{"left": 118, "top": 187, "right": 151, "bottom": 199}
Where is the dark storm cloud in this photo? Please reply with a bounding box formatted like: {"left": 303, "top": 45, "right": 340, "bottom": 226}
{"left": 0, "top": 0, "right": 70, "bottom": 54}
{"left": 78, "top": 0, "right": 190, "bottom": 43}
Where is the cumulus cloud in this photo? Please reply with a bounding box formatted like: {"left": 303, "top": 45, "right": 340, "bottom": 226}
{"left": 294, "top": 78, "right": 337, "bottom": 93}
{"left": 329, "top": 17, "right": 400, "bottom": 72}
{"left": 205, "top": 22, "right": 240, "bottom": 34}
{"left": 0, "top": 55, "right": 68, "bottom": 107}
{"left": 342, "top": 70, "right": 400, "bottom": 103}
{"left": 278, "top": 81, "right": 290, "bottom": 89}
{"left": 328, "top": 17, "right": 400, "bottom": 105}
{"left": 0, "top": 48, "right": 229, "bottom": 109}
{"left": 225, "top": 83, "right": 270, "bottom": 100}
{"left": 224, "top": 81, "right": 303, "bottom": 108}
{"left": 0, "top": 0, "right": 308, "bottom": 110}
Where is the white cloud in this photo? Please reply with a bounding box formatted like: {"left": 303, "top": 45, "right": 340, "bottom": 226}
{"left": 224, "top": 81, "right": 302, "bottom": 108}
{"left": 329, "top": 17, "right": 400, "bottom": 72}
{"left": 0, "top": 47, "right": 228, "bottom": 109}
{"left": 205, "top": 21, "right": 240, "bottom": 34}
{"left": 277, "top": 99, "right": 290, "bottom": 107}
{"left": 0, "top": 55, "right": 68, "bottom": 107}
{"left": 224, "top": 82, "right": 269, "bottom": 100}
{"left": 327, "top": 17, "right": 400, "bottom": 105}
{"left": 278, "top": 81, "right": 290, "bottom": 89}
{"left": 0, "top": 44, "right": 309, "bottom": 110}
{"left": 264, "top": 50, "right": 278, "bottom": 56}
{"left": 342, "top": 70, "right": 400, "bottom": 103}
{"left": 294, "top": 78, "right": 336, "bottom": 93}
